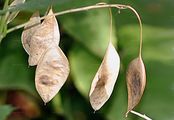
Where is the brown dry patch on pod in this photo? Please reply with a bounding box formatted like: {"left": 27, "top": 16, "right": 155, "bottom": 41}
{"left": 89, "top": 42, "right": 120, "bottom": 111}
{"left": 126, "top": 57, "right": 146, "bottom": 115}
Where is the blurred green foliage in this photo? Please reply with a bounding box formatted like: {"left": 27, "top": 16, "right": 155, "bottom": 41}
{"left": 0, "top": 105, "right": 14, "bottom": 120}
{"left": 0, "top": 0, "right": 174, "bottom": 120}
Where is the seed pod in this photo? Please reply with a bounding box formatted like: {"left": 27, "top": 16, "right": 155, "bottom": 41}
{"left": 89, "top": 42, "right": 120, "bottom": 111}
{"left": 35, "top": 46, "right": 69, "bottom": 103}
{"left": 21, "top": 12, "right": 41, "bottom": 55}
{"left": 7, "top": 0, "right": 26, "bottom": 24}
{"left": 28, "top": 9, "right": 60, "bottom": 66}
{"left": 126, "top": 57, "right": 146, "bottom": 115}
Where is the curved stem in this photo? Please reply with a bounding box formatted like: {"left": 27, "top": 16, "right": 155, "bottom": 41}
{"left": 95, "top": 2, "right": 113, "bottom": 43}
{"left": 7, "top": 3, "right": 123, "bottom": 34}
{"left": 126, "top": 6, "right": 143, "bottom": 57}
{"left": 6, "top": 3, "right": 143, "bottom": 56}
{"left": 0, "top": 0, "right": 10, "bottom": 42}
{"left": 6, "top": 4, "right": 126, "bottom": 34}
{"left": 108, "top": 7, "right": 113, "bottom": 42}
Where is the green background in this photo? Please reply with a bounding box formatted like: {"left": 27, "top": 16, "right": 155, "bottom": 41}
{"left": 0, "top": 0, "right": 174, "bottom": 120}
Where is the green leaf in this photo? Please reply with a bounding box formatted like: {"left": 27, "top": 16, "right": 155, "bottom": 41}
{"left": 0, "top": 31, "right": 36, "bottom": 96}
{"left": 60, "top": 8, "right": 117, "bottom": 57}
{"left": 104, "top": 25, "right": 174, "bottom": 120}
{"left": 0, "top": 105, "right": 14, "bottom": 120}
{"left": 69, "top": 44, "right": 101, "bottom": 97}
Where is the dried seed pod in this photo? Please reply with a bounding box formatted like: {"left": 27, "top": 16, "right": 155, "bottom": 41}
{"left": 35, "top": 46, "right": 69, "bottom": 103}
{"left": 89, "top": 42, "right": 120, "bottom": 111}
{"left": 28, "top": 9, "right": 60, "bottom": 66}
{"left": 126, "top": 57, "right": 146, "bottom": 115}
{"left": 21, "top": 12, "right": 41, "bottom": 55}
{"left": 7, "top": 0, "right": 26, "bottom": 24}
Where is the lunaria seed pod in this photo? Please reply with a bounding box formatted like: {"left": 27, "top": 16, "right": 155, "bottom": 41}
{"left": 126, "top": 56, "right": 146, "bottom": 116}
{"left": 89, "top": 42, "right": 120, "bottom": 111}
{"left": 35, "top": 46, "right": 69, "bottom": 104}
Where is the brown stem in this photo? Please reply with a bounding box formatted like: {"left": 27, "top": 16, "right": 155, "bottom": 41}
{"left": 126, "top": 6, "right": 143, "bottom": 57}
{"left": 6, "top": 3, "right": 143, "bottom": 55}
{"left": 108, "top": 6, "right": 113, "bottom": 42}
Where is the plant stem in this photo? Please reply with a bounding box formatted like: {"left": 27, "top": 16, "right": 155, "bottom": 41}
{"left": 53, "top": 4, "right": 143, "bottom": 56}
{"left": 7, "top": 4, "right": 124, "bottom": 34}
{"left": 0, "top": 0, "right": 9, "bottom": 32}
{"left": 126, "top": 6, "right": 143, "bottom": 57}
{"left": 2, "top": 3, "right": 147, "bottom": 119}
{"left": 7, "top": 3, "right": 142, "bottom": 47}
{"left": 108, "top": 6, "right": 113, "bottom": 42}
{"left": 6, "top": 3, "right": 142, "bottom": 56}
{"left": 130, "top": 110, "right": 152, "bottom": 120}
{"left": 6, "top": 3, "right": 143, "bottom": 56}
{"left": 0, "top": 0, "right": 10, "bottom": 42}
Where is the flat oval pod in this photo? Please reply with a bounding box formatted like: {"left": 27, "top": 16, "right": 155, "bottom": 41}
{"left": 126, "top": 57, "right": 146, "bottom": 115}
{"left": 28, "top": 9, "right": 60, "bottom": 66}
{"left": 21, "top": 12, "right": 41, "bottom": 55}
{"left": 35, "top": 46, "right": 69, "bottom": 103}
{"left": 89, "top": 42, "right": 120, "bottom": 111}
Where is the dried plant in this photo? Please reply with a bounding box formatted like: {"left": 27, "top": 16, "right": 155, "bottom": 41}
{"left": 0, "top": 2, "right": 152, "bottom": 119}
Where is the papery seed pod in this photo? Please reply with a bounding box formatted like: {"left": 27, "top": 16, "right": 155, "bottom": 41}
{"left": 89, "top": 42, "right": 120, "bottom": 111}
{"left": 7, "top": 0, "right": 26, "bottom": 24}
{"left": 28, "top": 9, "right": 60, "bottom": 66}
{"left": 35, "top": 46, "right": 69, "bottom": 103}
{"left": 126, "top": 57, "right": 146, "bottom": 115}
{"left": 21, "top": 12, "right": 41, "bottom": 55}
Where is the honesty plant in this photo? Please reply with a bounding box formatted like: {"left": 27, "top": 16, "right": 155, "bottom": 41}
{"left": 0, "top": 1, "right": 151, "bottom": 120}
